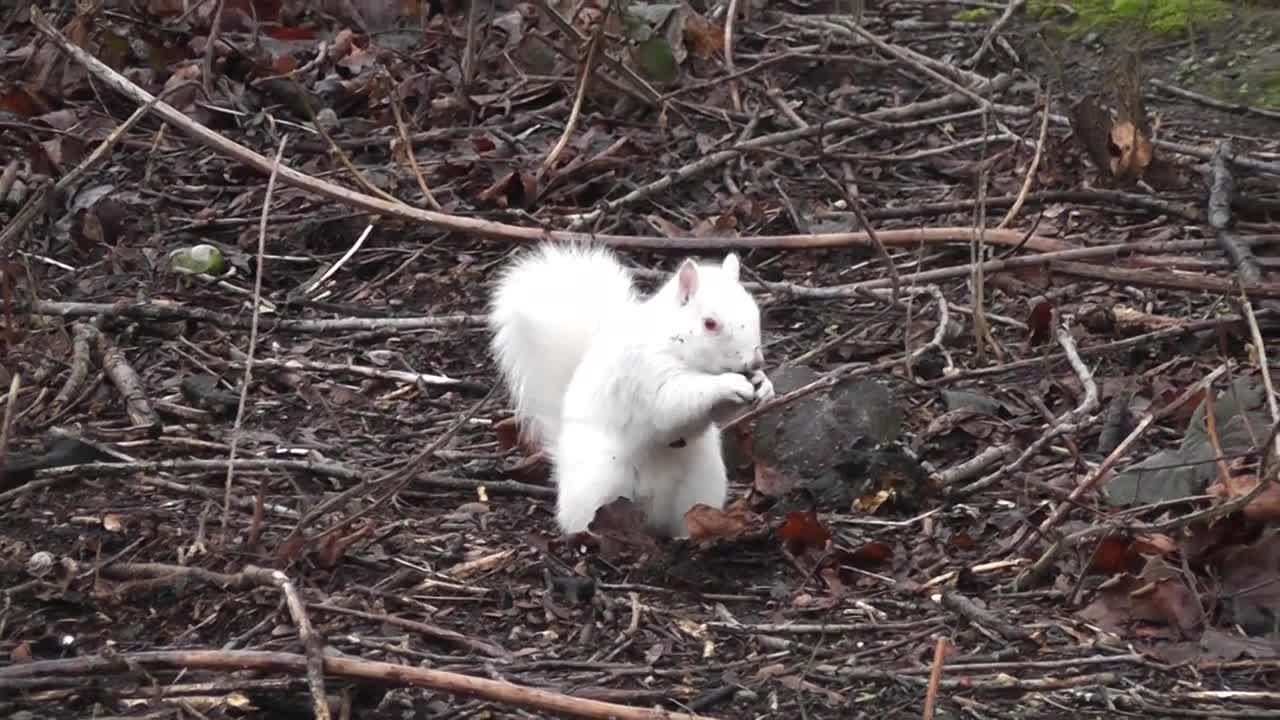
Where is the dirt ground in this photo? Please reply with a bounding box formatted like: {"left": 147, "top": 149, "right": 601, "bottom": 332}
{"left": 1, "top": 0, "right": 1280, "bottom": 718}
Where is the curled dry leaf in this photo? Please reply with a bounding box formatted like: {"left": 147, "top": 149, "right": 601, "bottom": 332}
{"left": 681, "top": 5, "right": 724, "bottom": 58}
{"left": 493, "top": 416, "right": 522, "bottom": 453}
{"left": 1026, "top": 296, "right": 1053, "bottom": 347}
{"left": 587, "top": 497, "right": 660, "bottom": 561}
{"left": 1079, "top": 561, "right": 1204, "bottom": 638}
{"left": 476, "top": 170, "right": 537, "bottom": 209}
{"left": 683, "top": 502, "right": 764, "bottom": 542}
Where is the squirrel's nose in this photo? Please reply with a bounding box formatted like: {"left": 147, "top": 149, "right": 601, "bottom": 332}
{"left": 745, "top": 348, "right": 764, "bottom": 372}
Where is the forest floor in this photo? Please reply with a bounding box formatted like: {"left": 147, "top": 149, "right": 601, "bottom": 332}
{"left": 1, "top": 0, "right": 1280, "bottom": 718}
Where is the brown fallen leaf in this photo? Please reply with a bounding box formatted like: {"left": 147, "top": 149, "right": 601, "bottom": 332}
{"left": 778, "top": 510, "right": 831, "bottom": 554}
{"left": 684, "top": 502, "right": 764, "bottom": 542}
{"left": 587, "top": 497, "right": 660, "bottom": 561}
{"left": 1087, "top": 534, "right": 1144, "bottom": 575}
{"left": 846, "top": 541, "right": 892, "bottom": 568}
{"left": 11, "top": 640, "right": 32, "bottom": 664}
{"left": 681, "top": 3, "right": 724, "bottom": 58}
{"left": 1129, "top": 557, "right": 1203, "bottom": 634}
{"left": 1208, "top": 472, "right": 1280, "bottom": 522}
{"left": 1026, "top": 296, "right": 1053, "bottom": 347}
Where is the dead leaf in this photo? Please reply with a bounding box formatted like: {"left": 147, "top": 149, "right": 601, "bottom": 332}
{"left": 846, "top": 540, "right": 892, "bottom": 568}
{"left": 1026, "top": 297, "right": 1053, "bottom": 346}
{"left": 1129, "top": 559, "right": 1203, "bottom": 634}
{"left": 778, "top": 511, "right": 831, "bottom": 554}
{"left": 11, "top": 641, "right": 32, "bottom": 663}
{"left": 1199, "top": 626, "right": 1280, "bottom": 662}
{"left": 684, "top": 502, "right": 764, "bottom": 542}
{"left": 502, "top": 451, "right": 550, "bottom": 483}
{"left": 1212, "top": 531, "right": 1280, "bottom": 634}
{"left": 494, "top": 415, "right": 523, "bottom": 453}
{"left": 681, "top": 4, "right": 724, "bottom": 58}
{"left": 0, "top": 87, "right": 45, "bottom": 117}
{"left": 1208, "top": 473, "right": 1280, "bottom": 522}
{"left": 1087, "top": 535, "right": 1142, "bottom": 575}
{"left": 476, "top": 170, "right": 537, "bottom": 209}
{"left": 587, "top": 497, "right": 660, "bottom": 561}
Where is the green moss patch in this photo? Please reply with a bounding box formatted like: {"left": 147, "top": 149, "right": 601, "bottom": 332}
{"left": 1029, "top": 0, "right": 1233, "bottom": 38}
{"left": 1028, "top": 1, "right": 1280, "bottom": 108}
{"left": 953, "top": 7, "right": 996, "bottom": 22}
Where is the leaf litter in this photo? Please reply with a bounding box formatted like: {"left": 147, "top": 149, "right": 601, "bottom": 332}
{"left": 1, "top": 0, "right": 1280, "bottom": 718}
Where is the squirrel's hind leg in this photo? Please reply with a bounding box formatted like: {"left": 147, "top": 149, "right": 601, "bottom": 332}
{"left": 660, "top": 430, "right": 729, "bottom": 538}
{"left": 551, "top": 424, "right": 631, "bottom": 534}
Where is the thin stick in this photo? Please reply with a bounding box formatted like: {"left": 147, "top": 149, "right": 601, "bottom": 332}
{"left": 835, "top": 162, "right": 900, "bottom": 301}
{"left": 246, "top": 568, "right": 331, "bottom": 720}
{"left": 296, "top": 223, "right": 375, "bottom": 298}
{"left": 540, "top": 18, "right": 602, "bottom": 178}
{"left": 386, "top": 71, "right": 442, "bottom": 211}
{"left": 724, "top": 0, "right": 743, "bottom": 113}
{"left": 963, "top": 0, "right": 1026, "bottom": 68}
{"left": 997, "top": 90, "right": 1050, "bottom": 230}
{"left": 921, "top": 636, "right": 949, "bottom": 720}
{"left": 221, "top": 134, "right": 288, "bottom": 547}
{"left": 296, "top": 384, "right": 499, "bottom": 543}
{"left": 971, "top": 106, "right": 992, "bottom": 361}
{"left": 0, "top": 374, "right": 21, "bottom": 489}
{"left": 202, "top": 0, "right": 225, "bottom": 99}
{"left": 1240, "top": 291, "right": 1280, "bottom": 465}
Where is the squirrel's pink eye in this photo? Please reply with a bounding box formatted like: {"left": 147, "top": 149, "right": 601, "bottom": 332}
{"left": 703, "top": 317, "right": 718, "bottom": 332}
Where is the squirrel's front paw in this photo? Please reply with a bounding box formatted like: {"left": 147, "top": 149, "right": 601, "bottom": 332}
{"left": 717, "top": 372, "right": 757, "bottom": 406}
{"left": 750, "top": 370, "right": 775, "bottom": 402}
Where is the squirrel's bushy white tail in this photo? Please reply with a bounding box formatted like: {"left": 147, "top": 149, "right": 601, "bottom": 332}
{"left": 487, "top": 243, "right": 635, "bottom": 446}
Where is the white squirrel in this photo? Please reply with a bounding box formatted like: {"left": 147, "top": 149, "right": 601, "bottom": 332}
{"left": 488, "top": 243, "right": 774, "bottom": 537}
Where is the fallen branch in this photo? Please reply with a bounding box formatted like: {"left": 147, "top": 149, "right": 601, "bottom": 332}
{"left": 94, "top": 327, "right": 160, "bottom": 431}
{"left": 1051, "top": 260, "right": 1280, "bottom": 299}
{"left": 0, "top": 649, "right": 716, "bottom": 720}
{"left": 23, "top": 299, "right": 483, "bottom": 332}
{"left": 49, "top": 322, "right": 95, "bottom": 416}
{"left": 10, "top": 457, "right": 552, "bottom": 505}
{"left": 309, "top": 603, "right": 511, "bottom": 659}
{"left": 1209, "top": 139, "right": 1264, "bottom": 286}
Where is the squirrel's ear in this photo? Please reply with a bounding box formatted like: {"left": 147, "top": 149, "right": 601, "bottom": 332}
{"left": 722, "top": 253, "right": 740, "bottom": 281}
{"left": 675, "top": 259, "right": 699, "bottom": 305}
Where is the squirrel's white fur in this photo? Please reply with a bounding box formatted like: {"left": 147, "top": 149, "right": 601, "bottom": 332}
{"left": 488, "top": 243, "right": 774, "bottom": 537}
